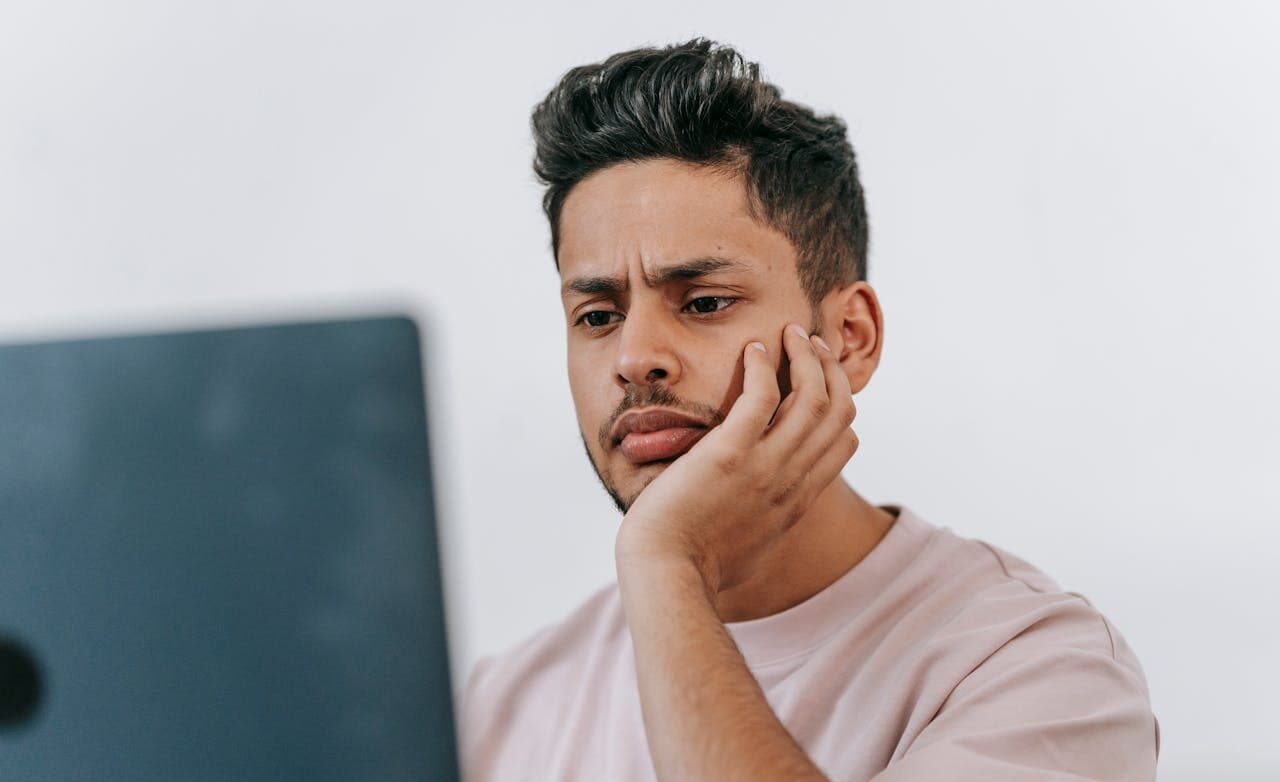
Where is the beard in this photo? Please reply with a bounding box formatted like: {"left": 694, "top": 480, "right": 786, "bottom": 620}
{"left": 580, "top": 431, "right": 633, "bottom": 514}
{"left": 580, "top": 382, "right": 725, "bottom": 514}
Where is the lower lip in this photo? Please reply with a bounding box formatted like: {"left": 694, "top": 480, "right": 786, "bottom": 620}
{"left": 619, "top": 427, "right": 707, "bottom": 464}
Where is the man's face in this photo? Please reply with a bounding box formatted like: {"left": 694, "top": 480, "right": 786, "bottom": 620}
{"left": 558, "top": 158, "right": 821, "bottom": 512}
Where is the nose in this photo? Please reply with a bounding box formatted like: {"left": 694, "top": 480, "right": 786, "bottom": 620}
{"left": 614, "top": 302, "right": 682, "bottom": 390}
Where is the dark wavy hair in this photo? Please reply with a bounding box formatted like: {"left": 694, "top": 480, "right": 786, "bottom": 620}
{"left": 530, "top": 37, "right": 870, "bottom": 305}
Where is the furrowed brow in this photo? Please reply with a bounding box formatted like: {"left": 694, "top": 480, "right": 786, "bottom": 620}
{"left": 645, "top": 256, "right": 748, "bottom": 286}
{"left": 560, "top": 256, "right": 749, "bottom": 298}
{"left": 561, "top": 275, "right": 625, "bottom": 298}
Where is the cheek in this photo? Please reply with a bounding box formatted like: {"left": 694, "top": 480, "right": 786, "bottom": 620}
{"left": 567, "top": 353, "right": 611, "bottom": 430}
{"left": 719, "top": 357, "right": 750, "bottom": 412}
{"left": 694, "top": 346, "right": 751, "bottom": 418}
{"left": 566, "top": 343, "right": 593, "bottom": 391}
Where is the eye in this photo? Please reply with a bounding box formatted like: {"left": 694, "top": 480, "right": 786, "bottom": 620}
{"left": 575, "top": 310, "right": 622, "bottom": 329}
{"left": 684, "top": 296, "right": 737, "bottom": 315}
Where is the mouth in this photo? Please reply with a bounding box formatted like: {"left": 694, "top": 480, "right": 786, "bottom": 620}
{"left": 612, "top": 408, "right": 711, "bottom": 465}
{"left": 619, "top": 426, "right": 709, "bottom": 464}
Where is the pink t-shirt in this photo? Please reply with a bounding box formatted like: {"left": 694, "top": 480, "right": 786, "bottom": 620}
{"left": 460, "top": 505, "right": 1160, "bottom": 781}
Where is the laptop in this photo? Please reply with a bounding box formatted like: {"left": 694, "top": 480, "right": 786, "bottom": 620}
{"left": 0, "top": 315, "right": 459, "bottom": 781}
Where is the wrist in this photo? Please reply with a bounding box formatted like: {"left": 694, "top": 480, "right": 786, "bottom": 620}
{"left": 615, "top": 524, "right": 722, "bottom": 596}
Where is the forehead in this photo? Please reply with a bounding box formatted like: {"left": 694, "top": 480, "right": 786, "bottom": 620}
{"left": 556, "top": 158, "right": 795, "bottom": 281}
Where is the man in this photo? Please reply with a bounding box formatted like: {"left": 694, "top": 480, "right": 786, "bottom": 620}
{"left": 460, "top": 38, "right": 1159, "bottom": 781}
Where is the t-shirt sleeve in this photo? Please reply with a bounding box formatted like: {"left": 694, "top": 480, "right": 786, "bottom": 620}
{"left": 871, "top": 599, "right": 1160, "bottom": 782}
{"left": 457, "top": 655, "right": 498, "bottom": 781}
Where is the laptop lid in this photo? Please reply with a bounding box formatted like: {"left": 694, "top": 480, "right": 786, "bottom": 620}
{"left": 0, "top": 315, "right": 458, "bottom": 781}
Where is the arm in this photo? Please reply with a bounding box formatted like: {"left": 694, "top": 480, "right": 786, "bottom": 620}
{"left": 616, "top": 551, "right": 828, "bottom": 781}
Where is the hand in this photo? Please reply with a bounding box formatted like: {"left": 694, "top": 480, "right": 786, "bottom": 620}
{"left": 615, "top": 322, "right": 860, "bottom": 594}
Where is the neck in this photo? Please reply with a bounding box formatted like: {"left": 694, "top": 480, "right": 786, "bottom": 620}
{"left": 712, "top": 477, "right": 897, "bottom": 623}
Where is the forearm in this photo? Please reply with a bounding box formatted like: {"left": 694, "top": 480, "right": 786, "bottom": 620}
{"left": 616, "top": 552, "right": 828, "bottom": 782}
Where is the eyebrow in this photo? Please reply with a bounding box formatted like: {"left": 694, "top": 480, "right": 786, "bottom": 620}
{"left": 560, "top": 256, "right": 750, "bottom": 297}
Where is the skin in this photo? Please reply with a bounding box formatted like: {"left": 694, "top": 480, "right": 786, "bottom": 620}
{"left": 557, "top": 157, "right": 896, "bottom": 779}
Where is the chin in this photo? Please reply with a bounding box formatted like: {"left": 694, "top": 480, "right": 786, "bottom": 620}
{"left": 598, "top": 452, "right": 680, "bottom": 515}
{"left": 621, "top": 456, "right": 675, "bottom": 478}
{"left": 619, "top": 461, "right": 671, "bottom": 497}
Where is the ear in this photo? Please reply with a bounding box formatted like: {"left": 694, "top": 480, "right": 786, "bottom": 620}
{"left": 818, "top": 281, "right": 885, "bottom": 395}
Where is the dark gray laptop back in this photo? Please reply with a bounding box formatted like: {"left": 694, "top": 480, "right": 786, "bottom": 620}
{"left": 0, "top": 316, "right": 458, "bottom": 781}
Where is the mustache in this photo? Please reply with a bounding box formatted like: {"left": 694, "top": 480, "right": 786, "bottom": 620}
{"left": 597, "top": 384, "right": 725, "bottom": 452}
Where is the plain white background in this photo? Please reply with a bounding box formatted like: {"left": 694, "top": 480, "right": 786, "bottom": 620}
{"left": 2, "top": 1, "right": 1277, "bottom": 778}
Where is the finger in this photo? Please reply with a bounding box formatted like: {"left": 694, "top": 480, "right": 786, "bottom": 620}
{"left": 808, "top": 332, "right": 860, "bottom": 432}
{"left": 806, "top": 424, "right": 860, "bottom": 492}
{"left": 785, "top": 323, "right": 827, "bottom": 404}
{"left": 764, "top": 323, "right": 831, "bottom": 448}
{"left": 720, "top": 340, "right": 781, "bottom": 444}
{"left": 792, "top": 333, "right": 858, "bottom": 464}
{"left": 812, "top": 334, "right": 854, "bottom": 410}
{"left": 776, "top": 424, "right": 860, "bottom": 528}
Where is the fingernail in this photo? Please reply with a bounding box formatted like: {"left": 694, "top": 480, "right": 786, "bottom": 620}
{"left": 812, "top": 335, "right": 831, "bottom": 353}
{"left": 749, "top": 341, "right": 766, "bottom": 352}
{"left": 789, "top": 323, "right": 808, "bottom": 339}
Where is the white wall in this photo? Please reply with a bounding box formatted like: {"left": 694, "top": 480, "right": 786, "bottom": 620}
{"left": 2, "top": 1, "right": 1277, "bottom": 778}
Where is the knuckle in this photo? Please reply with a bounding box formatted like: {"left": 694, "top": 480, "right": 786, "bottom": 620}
{"left": 807, "top": 395, "right": 831, "bottom": 420}
{"left": 713, "top": 445, "right": 744, "bottom": 473}
{"left": 838, "top": 402, "right": 856, "bottom": 427}
{"left": 769, "top": 471, "right": 802, "bottom": 506}
{"left": 762, "top": 383, "right": 782, "bottom": 406}
{"left": 782, "top": 506, "right": 805, "bottom": 530}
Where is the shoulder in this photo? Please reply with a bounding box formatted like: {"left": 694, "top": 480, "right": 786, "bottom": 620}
{"left": 866, "top": 509, "right": 1153, "bottom": 716}
{"left": 875, "top": 513, "right": 1160, "bottom": 773}
{"left": 458, "top": 580, "right": 627, "bottom": 753}
{"left": 889, "top": 511, "right": 1130, "bottom": 658}
{"left": 922, "top": 526, "right": 1143, "bottom": 676}
{"left": 890, "top": 513, "right": 1157, "bottom": 748}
